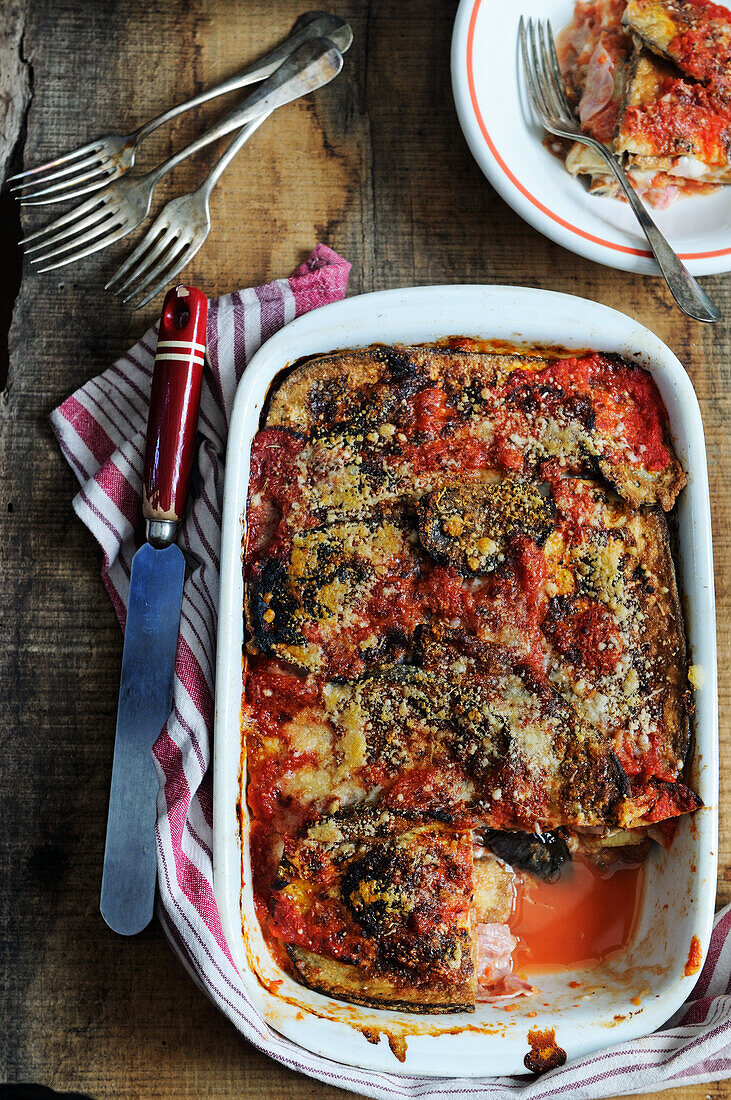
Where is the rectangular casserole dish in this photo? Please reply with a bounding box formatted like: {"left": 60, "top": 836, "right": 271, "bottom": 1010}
{"left": 213, "top": 284, "right": 718, "bottom": 1076}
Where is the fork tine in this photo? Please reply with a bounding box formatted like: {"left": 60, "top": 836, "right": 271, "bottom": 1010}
{"left": 528, "top": 19, "right": 555, "bottom": 120}
{"left": 105, "top": 223, "right": 164, "bottom": 290}
{"left": 10, "top": 151, "right": 105, "bottom": 193}
{"left": 536, "top": 21, "right": 565, "bottom": 120}
{"left": 122, "top": 237, "right": 189, "bottom": 304}
{"left": 518, "top": 16, "right": 534, "bottom": 98}
{"left": 112, "top": 227, "right": 178, "bottom": 296}
{"left": 24, "top": 204, "right": 113, "bottom": 255}
{"left": 6, "top": 140, "right": 105, "bottom": 183}
{"left": 519, "top": 17, "right": 547, "bottom": 124}
{"left": 30, "top": 209, "right": 119, "bottom": 264}
{"left": 546, "top": 20, "right": 574, "bottom": 117}
{"left": 34, "top": 220, "right": 133, "bottom": 273}
{"left": 19, "top": 165, "right": 118, "bottom": 205}
{"left": 19, "top": 193, "right": 104, "bottom": 245}
{"left": 133, "top": 239, "right": 204, "bottom": 310}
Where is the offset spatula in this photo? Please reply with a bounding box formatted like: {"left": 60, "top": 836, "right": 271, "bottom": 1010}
{"left": 100, "top": 284, "right": 208, "bottom": 935}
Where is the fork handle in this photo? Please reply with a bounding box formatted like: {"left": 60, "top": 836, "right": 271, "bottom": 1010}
{"left": 145, "top": 37, "right": 343, "bottom": 190}
{"left": 142, "top": 286, "right": 208, "bottom": 546}
{"left": 199, "top": 113, "right": 272, "bottom": 198}
{"left": 132, "top": 12, "right": 347, "bottom": 147}
{"left": 597, "top": 148, "right": 720, "bottom": 323}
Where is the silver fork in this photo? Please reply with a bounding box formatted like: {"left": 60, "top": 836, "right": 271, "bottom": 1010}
{"left": 24, "top": 33, "right": 348, "bottom": 274}
{"left": 518, "top": 16, "right": 720, "bottom": 324}
{"left": 7, "top": 11, "right": 346, "bottom": 205}
{"left": 106, "top": 117, "right": 267, "bottom": 309}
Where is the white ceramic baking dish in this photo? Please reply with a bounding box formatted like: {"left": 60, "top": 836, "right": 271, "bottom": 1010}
{"left": 213, "top": 285, "right": 718, "bottom": 1077}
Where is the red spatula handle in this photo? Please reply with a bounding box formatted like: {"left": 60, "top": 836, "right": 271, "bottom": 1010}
{"left": 142, "top": 286, "right": 208, "bottom": 543}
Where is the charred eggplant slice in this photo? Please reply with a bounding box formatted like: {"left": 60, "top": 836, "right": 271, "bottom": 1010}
{"left": 481, "top": 829, "right": 570, "bottom": 881}
{"left": 246, "top": 558, "right": 302, "bottom": 653}
{"left": 418, "top": 480, "right": 554, "bottom": 575}
{"left": 342, "top": 842, "right": 417, "bottom": 936}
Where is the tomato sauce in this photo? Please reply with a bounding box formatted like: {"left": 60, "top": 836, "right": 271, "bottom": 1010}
{"left": 514, "top": 539, "right": 548, "bottom": 630}
{"left": 247, "top": 428, "right": 306, "bottom": 561}
{"left": 512, "top": 853, "right": 644, "bottom": 973}
{"left": 543, "top": 469, "right": 596, "bottom": 544}
{"left": 683, "top": 0, "right": 730, "bottom": 18}
{"left": 595, "top": 372, "right": 671, "bottom": 472}
{"left": 669, "top": 0, "right": 731, "bottom": 85}
{"left": 622, "top": 83, "right": 731, "bottom": 166}
{"left": 493, "top": 437, "right": 525, "bottom": 473}
{"left": 365, "top": 575, "right": 425, "bottom": 636}
{"left": 684, "top": 934, "right": 703, "bottom": 977}
{"left": 247, "top": 751, "right": 320, "bottom": 824}
{"left": 270, "top": 890, "right": 364, "bottom": 962}
{"left": 247, "top": 660, "right": 320, "bottom": 728}
{"left": 404, "top": 435, "right": 494, "bottom": 473}
{"left": 549, "top": 599, "right": 624, "bottom": 676}
{"left": 411, "top": 386, "right": 455, "bottom": 434}
{"left": 420, "top": 564, "right": 479, "bottom": 627}
{"left": 624, "top": 778, "right": 700, "bottom": 824}
{"left": 615, "top": 724, "right": 678, "bottom": 782}
{"left": 515, "top": 353, "right": 672, "bottom": 472}
{"left": 381, "top": 765, "right": 471, "bottom": 819}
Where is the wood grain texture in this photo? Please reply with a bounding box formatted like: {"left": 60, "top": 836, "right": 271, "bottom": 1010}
{"left": 0, "top": 1, "right": 729, "bottom": 1098}
{"left": 0, "top": 0, "right": 31, "bottom": 181}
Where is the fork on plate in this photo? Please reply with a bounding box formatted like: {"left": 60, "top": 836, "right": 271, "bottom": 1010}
{"left": 518, "top": 16, "right": 720, "bottom": 324}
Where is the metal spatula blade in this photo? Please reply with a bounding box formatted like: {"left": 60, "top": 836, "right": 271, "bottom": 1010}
{"left": 100, "top": 542, "right": 185, "bottom": 935}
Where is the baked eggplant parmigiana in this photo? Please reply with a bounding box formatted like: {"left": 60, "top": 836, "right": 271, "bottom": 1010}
{"left": 242, "top": 341, "right": 699, "bottom": 1013}
{"left": 555, "top": 0, "right": 731, "bottom": 207}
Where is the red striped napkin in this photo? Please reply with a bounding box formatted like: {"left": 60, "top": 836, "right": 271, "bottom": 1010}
{"left": 51, "top": 245, "right": 731, "bottom": 1099}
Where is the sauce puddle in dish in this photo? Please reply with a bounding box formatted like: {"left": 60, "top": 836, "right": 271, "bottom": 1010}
{"left": 512, "top": 853, "right": 645, "bottom": 975}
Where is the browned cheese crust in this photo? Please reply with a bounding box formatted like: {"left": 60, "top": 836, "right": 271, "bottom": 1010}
{"left": 266, "top": 347, "right": 538, "bottom": 432}
{"left": 541, "top": 480, "right": 690, "bottom": 784}
{"left": 264, "top": 345, "right": 685, "bottom": 511}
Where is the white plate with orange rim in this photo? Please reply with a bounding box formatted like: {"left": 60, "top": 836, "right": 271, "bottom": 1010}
{"left": 213, "top": 285, "right": 718, "bottom": 1077}
{"left": 451, "top": 0, "right": 731, "bottom": 276}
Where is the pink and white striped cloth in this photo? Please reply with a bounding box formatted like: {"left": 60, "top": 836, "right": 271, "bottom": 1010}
{"left": 51, "top": 245, "right": 731, "bottom": 1099}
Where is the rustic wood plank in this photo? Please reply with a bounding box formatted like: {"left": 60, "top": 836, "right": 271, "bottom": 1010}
{"left": 0, "top": 0, "right": 31, "bottom": 181}
{"left": 1, "top": 1, "right": 729, "bottom": 1098}
{"left": 0, "top": 0, "right": 31, "bottom": 391}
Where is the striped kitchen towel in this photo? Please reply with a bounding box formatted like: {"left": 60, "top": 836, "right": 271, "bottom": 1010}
{"left": 50, "top": 245, "right": 731, "bottom": 1099}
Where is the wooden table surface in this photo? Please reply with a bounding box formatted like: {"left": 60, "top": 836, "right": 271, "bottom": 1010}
{"left": 0, "top": 2, "right": 729, "bottom": 1097}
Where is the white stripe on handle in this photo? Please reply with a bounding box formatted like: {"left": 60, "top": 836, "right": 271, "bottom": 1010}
{"left": 154, "top": 352, "right": 206, "bottom": 365}
{"left": 157, "top": 340, "right": 207, "bottom": 353}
